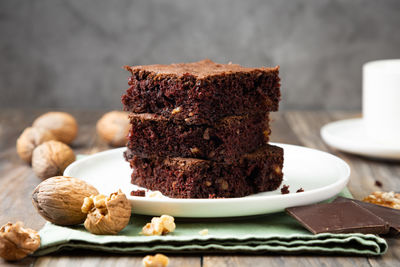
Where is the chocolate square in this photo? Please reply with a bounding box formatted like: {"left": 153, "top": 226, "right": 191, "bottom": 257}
{"left": 286, "top": 201, "right": 389, "bottom": 235}
{"left": 333, "top": 196, "right": 400, "bottom": 236}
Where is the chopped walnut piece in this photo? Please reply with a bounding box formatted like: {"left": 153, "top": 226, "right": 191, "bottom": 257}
{"left": 217, "top": 179, "right": 229, "bottom": 190}
{"left": 363, "top": 191, "right": 400, "bottom": 209}
{"left": 142, "top": 253, "right": 169, "bottom": 267}
{"left": 203, "top": 128, "right": 210, "bottom": 140}
{"left": 190, "top": 147, "right": 200, "bottom": 154}
{"left": 0, "top": 221, "right": 40, "bottom": 261}
{"left": 171, "top": 106, "right": 182, "bottom": 115}
{"left": 141, "top": 215, "right": 176, "bottom": 236}
{"left": 81, "top": 195, "right": 94, "bottom": 213}
{"left": 274, "top": 165, "right": 282, "bottom": 174}
{"left": 199, "top": 229, "right": 209, "bottom": 236}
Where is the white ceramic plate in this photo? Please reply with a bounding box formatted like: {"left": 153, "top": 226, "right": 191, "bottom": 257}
{"left": 64, "top": 143, "right": 350, "bottom": 218}
{"left": 321, "top": 118, "right": 400, "bottom": 160}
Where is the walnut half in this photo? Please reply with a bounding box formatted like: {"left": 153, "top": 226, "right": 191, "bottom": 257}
{"left": 82, "top": 190, "right": 131, "bottom": 235}
{"left": 0, "top": 222, "right": 40, "bottom": 261}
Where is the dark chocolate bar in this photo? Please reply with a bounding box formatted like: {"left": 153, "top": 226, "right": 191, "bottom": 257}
{"left": 286, "top": 201, "right": 389, "bottom": 235}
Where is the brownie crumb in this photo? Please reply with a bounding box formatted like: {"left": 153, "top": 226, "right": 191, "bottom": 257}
{"left": 375, "top": 180, "right": 383, "bottom": 187}
{"left": 131, "top": 190, "right": 146, "bottom": 197}
{"left": 296, "top": 188, "right": 304, "bottom": 193}
{"left": 281, "top": 185, "right": 290, "bottom": 194}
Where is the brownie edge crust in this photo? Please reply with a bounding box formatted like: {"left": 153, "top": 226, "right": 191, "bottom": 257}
{"left": 124, "top": 145, "right": 284, "bottom": 199}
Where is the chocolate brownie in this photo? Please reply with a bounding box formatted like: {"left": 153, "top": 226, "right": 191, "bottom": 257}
{"left": 122, "top": 59, "right": 280, "bottom": 125}
{"left": 127, "top": 113, "right": 270, "bottom": 164}
{"left": 124, "top": 145, "right": 283, "bottom": 199}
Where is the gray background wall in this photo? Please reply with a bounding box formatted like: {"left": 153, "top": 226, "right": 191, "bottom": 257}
{"left": 1, "top": 0, "right": 399, "bottom": 110}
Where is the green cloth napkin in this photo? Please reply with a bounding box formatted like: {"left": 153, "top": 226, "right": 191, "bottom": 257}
{"left": 34, "top": 188, "right": 388, "bottom": 256}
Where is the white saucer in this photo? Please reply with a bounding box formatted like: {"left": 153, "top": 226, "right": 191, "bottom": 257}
{"left": 64, "top": 143, "right": 350, "bottom": 218}
{"left": 321, "top": 118, "right": 400, "bottom": 160}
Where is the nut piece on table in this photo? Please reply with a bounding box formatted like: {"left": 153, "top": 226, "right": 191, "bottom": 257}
{"left": 32, "top": 176, "right": 99, "bottom": 225}
{"left": 142, "top": 253, "right": 169, "bottom": 267}
{"left": 16, "top": 127, "right": 56, "bottom": 164}
{"left": 0, "top": 221, "right": 40, "bottom": 261}
{"left": 33, "top": 112, "right": 78, "bottom": 144}
{"left": 96, "top": 111, "right": 130, "bottom": 147}
{"left": 141, "top": 215, "right": 176, "bottom": 236}
{"left": 82, "top": 190, "right": 131, "bottom": 235}
{"left": 363, "top": 191, "right": 400, "bottom": 210}
{"left": 31, "top": 140, "right": 76, "bottom": 180}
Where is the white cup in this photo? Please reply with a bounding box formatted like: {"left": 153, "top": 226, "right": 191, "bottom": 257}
{"left": 363, "top": 59, "right": 400, "bottom": 145}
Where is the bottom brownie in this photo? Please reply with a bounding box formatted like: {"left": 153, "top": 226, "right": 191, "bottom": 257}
{"left": 124, "top": 145, "right": 284, "bottom": 198}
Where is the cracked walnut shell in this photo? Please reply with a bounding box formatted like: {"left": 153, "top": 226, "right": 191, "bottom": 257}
{"left": 96, "top": 111, "right": 130, "bottom": 147}
{"left": 141, "top": 215, "right": 176, "bottom": 236}
{"left": 82, "top": 190, "right": 131, "bottom": 235}
{"left": 33, "top": 112, "right": 78, "bottom": 144}
{"left": 32, "top": 140, "right": 76, "bottom": 180}
{"left": 16, "top": 127, "right": 56, "bottom": 164}
{"left": 32, "top": 176, "right": 99, "bottom": 225}
{"left": 0, "top": 221, "right": 40, "bottom": 261}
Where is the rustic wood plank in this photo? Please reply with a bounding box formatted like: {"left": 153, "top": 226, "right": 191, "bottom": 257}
{"left": 34, "top": 255, "right": 201, "bottom": 267}
{"left": 368, "top": 238, "right": 400, "bottom": 267}
{"left": 203, "top": 255, "right": 371, "bottom": 267}
{"left": 269, "top": 112, "right": 303, "bottom": 146}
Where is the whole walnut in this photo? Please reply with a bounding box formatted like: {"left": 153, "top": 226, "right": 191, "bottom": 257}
{"left": 32, "top": 176, "right": 99, "bottom": 225}
{"left": 16, "top": 127, "right": 56, "bottom": 164}
{"left": 31, "top": 140, "right": 75, "bottom": 180}
{"left": 82, "top": 190, "right": 131, "bottom": 235}
{"left": 33, "top": 112, "right": 78, "bottom": 144}
{"left": 96, "top": 111, "right": 130, "bottom": 147}
{"left": 0, "top": 221, "right": 40, "bottom": 261}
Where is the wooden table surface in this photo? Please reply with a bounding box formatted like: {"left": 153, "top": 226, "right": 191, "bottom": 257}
{"left": 0, "top": 109, "right": 399, "bottom": 267}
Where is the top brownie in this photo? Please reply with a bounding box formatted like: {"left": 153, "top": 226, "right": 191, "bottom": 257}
{"left": 122, "top": 59, "right": 280, "bottom": 125}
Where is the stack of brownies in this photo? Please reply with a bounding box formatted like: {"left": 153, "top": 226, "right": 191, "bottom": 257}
{"left": 122, "top": 59, "right": 283, "bottom": 198}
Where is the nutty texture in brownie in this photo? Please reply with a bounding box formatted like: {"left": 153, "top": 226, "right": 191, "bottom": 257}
{"left": 124, "top": 145, "right": 283, "bottom": 199}
{"left": 122, "top": 59, "right": 280, "bottom": 125}
{"left": 127, "top": 113, "right": 270, "bottom": 164}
